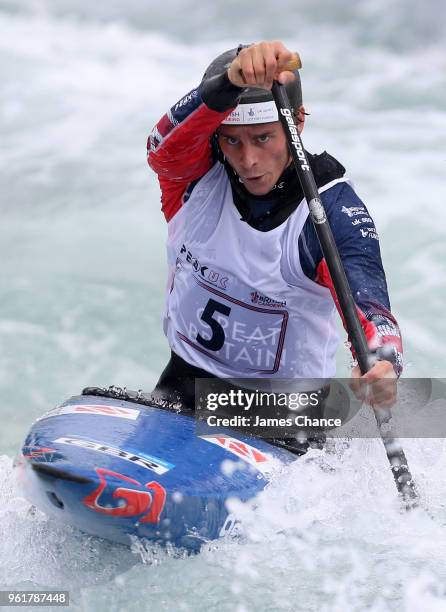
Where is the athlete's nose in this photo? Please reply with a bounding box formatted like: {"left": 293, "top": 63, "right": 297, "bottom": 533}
{"left": 238, "top": 142, "right": 258, "bottom": 172}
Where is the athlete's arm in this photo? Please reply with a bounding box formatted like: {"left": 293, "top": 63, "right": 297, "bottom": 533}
{"left": 147, "top": 72, "right": 243, "bottom": 221}
{"left": 299, "top": 182, "right": 403, "bottom": 377}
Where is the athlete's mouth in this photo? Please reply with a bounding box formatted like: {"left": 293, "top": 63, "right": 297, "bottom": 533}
{"left": 243, "top": 175, "right": 265, "bottom": 183}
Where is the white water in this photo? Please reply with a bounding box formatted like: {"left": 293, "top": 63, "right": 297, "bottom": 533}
{"left": 1, "top": 1, "right": 446, "bottom": 609}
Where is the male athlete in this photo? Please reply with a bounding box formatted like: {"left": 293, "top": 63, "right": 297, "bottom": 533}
{"left": 147, "top": 41, "right": 402, "bottom": 417}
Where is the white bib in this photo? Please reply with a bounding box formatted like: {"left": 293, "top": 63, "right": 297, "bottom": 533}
{"left": 163, "top": 162, "right": 343, "bottom": 379}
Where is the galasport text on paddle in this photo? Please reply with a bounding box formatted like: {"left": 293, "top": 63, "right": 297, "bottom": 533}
{"left": 269, "top": 52, "right": 418, "bottom": 507}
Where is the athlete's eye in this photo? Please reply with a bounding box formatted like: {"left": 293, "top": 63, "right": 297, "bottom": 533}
{"left": 223, "top": 136, "right": 239, "bottom": 146}
{"left": 256, "top": 134, "right": 270, "bottom": 143}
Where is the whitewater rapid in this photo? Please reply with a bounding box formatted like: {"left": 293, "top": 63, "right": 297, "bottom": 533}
{"left": 1, "top": 1, "right": 445, "bottom": 609}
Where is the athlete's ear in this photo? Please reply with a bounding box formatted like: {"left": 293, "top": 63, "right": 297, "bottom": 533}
{"left": 295, "top": 105, "right": 306, "bottom": 134}
{"left": 212, "top": 133, "right": 225, "bottom": 163}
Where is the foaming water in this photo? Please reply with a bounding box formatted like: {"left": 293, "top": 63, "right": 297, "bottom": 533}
{"left": 0, "top": 457, "right": 139, "bottom": 589}
{"left": 1, "top": 1, "right": 445, "bottom": 609}
{"left": 3, "top": 438, "right": 446, "bottom": 610}
{"left": 2, "top": 0, "right": 446, "bottom": 51}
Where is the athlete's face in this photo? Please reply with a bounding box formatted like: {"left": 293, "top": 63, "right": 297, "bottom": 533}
{"left": 217, "top": 122, "right": 289, "bottom": 196}
{"left": 217, "top": 109, "right": 305, "bottom": 196}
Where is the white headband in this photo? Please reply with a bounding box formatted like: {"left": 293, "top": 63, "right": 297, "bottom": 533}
{"left": 222, "top": 101, "right": 279, "bottom": 125}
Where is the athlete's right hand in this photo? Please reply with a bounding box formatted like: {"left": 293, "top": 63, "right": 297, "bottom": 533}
{"left": 227, "top": 41, "right": 296, "bottom": 91}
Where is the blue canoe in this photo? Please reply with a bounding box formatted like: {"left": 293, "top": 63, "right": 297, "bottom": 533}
{"left": 15, "top": 390, "right": 296, "bottom": 552}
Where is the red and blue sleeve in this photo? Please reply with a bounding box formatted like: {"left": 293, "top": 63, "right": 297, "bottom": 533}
{"left": 299, "top": 182, "right": 403, "bottom": 374}
{"left": 147, "top": 73, "right": 244, "bottom": 222}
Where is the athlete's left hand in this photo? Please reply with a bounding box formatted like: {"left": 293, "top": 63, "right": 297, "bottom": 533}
{"left": 350, "top": 360, "right": 397, "bottom": 409}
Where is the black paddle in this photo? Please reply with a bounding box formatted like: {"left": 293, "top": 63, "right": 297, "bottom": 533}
{"left": 271, "top": 57, "right": 418, "bottom": 508}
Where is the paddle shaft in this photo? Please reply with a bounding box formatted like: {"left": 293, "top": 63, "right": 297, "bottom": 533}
{"left": 271, "top": 81, "right": 418, "bottom": 506}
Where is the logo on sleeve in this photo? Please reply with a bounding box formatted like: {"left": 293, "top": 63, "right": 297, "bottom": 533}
{"left": 341, "top": 205, "right": 366, "bottom": 217}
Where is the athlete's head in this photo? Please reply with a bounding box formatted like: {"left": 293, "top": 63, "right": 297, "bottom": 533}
{"left": 204, "top": 47, "right": 305, "bottom": 196}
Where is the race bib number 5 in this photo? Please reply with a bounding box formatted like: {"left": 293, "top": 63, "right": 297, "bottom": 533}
{"left": 176, "top": 277, "right": 288, "bottom": 373}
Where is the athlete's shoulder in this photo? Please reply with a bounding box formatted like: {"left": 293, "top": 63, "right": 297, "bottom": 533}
{"left": 310, "top": 151, "right": 346, "bottom": 188}
{"left": 319, "top": 172, "right": 373, "bottom": 229}
{"left": 305, "top": 150, "right": 362, "bottom": 217}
